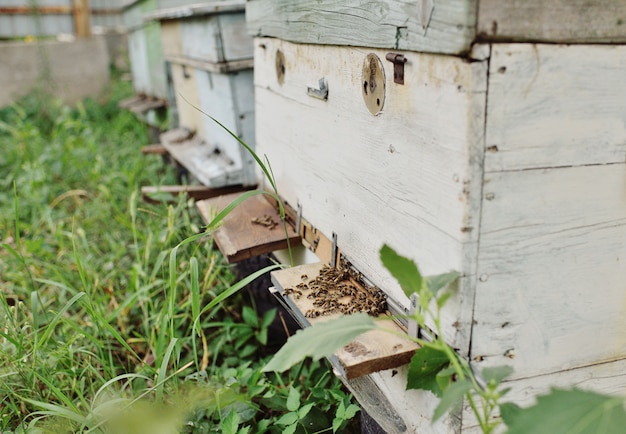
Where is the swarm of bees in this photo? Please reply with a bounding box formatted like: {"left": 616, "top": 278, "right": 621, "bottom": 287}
{"left": 251, "top": 214, "right": 278, "bottom": 230}
{"left": 284, "top": 259, "right": 387, "bottom": 319}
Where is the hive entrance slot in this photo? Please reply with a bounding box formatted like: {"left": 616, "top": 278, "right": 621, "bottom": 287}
{"left": 271, "top": 262, "right": 418, "bottom": 379}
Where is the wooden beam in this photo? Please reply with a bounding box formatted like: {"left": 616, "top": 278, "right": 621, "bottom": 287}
{"left": 72, "top": 0, "right": 91, "bottom": 38}
{"left": 141, "top": 184, "right": 253, "bottom": 204}
{"left": 196, "top": 192, "right": 301, "bottom": 263}
{"left": 141, "top": 144, "right": 168, "bottom": 156}
{"left": 0, "top": 6, "right": 72, "bottom": 14}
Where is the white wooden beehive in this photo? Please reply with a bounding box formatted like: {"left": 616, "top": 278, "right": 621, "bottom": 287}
{"left": 150, "top": 1, "right": 256, "bottom": 187}
{"left": 246, "top": 1, "right": 626, "bottom": 432}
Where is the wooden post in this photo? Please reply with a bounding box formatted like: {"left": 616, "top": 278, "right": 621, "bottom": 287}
{"left": 73, "top": 0, "right": 91, "bottom": 38}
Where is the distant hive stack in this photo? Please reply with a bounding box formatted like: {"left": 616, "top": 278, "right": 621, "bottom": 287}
{"left": 245, "top": 1, "right": 626, "bottom": 432}
{"left": 150, "top": 1, "right": 256, "bottom": 188}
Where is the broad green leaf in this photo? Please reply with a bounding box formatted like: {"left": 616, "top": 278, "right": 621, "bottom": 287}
{"left": 221, "top": 409, "right": 239, "bottom": 434}
{"left": 435, "top": 366, "right": 456, "bottom": 392}
{"left": 283, "top": 424, "right": 298, "bottom": 434}
{"left": 433, "top": 379, "right": 473, "bottom": 421}
{"left": 298, "top": 403, "right": 314, "bottom": 419}
{"left": 261, "top": 309, "right": 276, "bottom": 329}
{"left": 379, "top": 244, "right": 422, "bottom": 298}
{"left": 426, "top": 271, "right": 460, "bottom": 294}
{"left": 242, "top": 306, "right": 258, "bottom": 328}
{"left": 286, "top": 387, "right": 301, "bottom": 412}
{"left": 263, "top": 313, "right": 377, "bottom": 372}
{"left": 276, "top": 412, "right": 298, "bottom": 426}
{"left": 499, "top": 402, "right": 522, "bottom": 427}
{"left": 481, "top": 365, "right": 514, "bottom": 386}
{"left": 505, "top": 388, "right": 626, "bottom": 434}
{"left": 343, "top": 403, "right": 360, "bottom": 420}
{"left": 436, "top": 291, "right": 453, "bottom": 310}
{"left": 406, "top": 346, "right": 450, "bottom": 397}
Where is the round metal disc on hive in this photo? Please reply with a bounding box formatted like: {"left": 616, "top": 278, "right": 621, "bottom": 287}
{"left": 361, "top": 53, "right": 386, "bottom": 115}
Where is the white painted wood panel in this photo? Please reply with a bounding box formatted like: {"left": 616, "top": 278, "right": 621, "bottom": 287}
{"left": 472, "top": 164, "right": 626, "bottom": 380}
{"left": 254, "top": 38, "right": 488, "bottom": 349}
{"left": 159, "top": 20, "right": 181, "bottom": 57}
{"left": 462, "top": 357, "right": 626, "bottom": 431}
{"left": 180, "top": 13, "right": 252, "bottom": 62}
{"left": 485, "top": 44, "right": 626, "bottom": 172}
{"left": 478, "top": 0, "right": 626, "bottom": 43}
{"left": 246, "top": 0, "right": 477, "bottom": 55}
{"left": 197, "top": 68, "right": 256, "bottom": 185}
{"left": 169, "top": 62, "right": 205, "bottom": 137}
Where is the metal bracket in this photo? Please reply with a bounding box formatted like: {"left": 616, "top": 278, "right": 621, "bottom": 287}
{"left": 330, "top": 232, "right": 338, "bottom": 267}
{"left": 385, "top": 53, "right": 407, "bottom": 85}
{"left": 295, "top": 203, "right": 302, "bottom": 235}
{"left": 408, "top": 293, "right": 420, "bottom": 338}
{"left": 307, "top": 77, "right": 329, "bottom": 100}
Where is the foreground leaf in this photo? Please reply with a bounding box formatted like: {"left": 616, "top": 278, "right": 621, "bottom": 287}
{"left": 406, "top": 347, "right": 450, "bottom": 397}
{"left": 263, "top": 314, "right": 377, "bottom": 372}
{"left": 433, "top": 379, "right": 473, "bottom": 421}
{"left": 379, "top": 244, "right": 422, "bottom": 298}
{"left": 425, "top": 271, "right": 460, "bottom": 294}
{"left": 499, "top": 402, "right": 522, "bottom": 427}
{"left": 505, "top": 388, "right": 626, "bottom": 434}
{"left": 481, "top": 366, "right": 514, "bottom": 386}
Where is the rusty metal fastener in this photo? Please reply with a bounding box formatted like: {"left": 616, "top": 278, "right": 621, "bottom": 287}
{"left": 385, "top": 53, "right": 407, "bottom": 85}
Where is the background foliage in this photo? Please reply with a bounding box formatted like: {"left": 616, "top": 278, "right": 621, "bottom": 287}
{"left": 0, "top": 75, "right": 359, "bottom": 433}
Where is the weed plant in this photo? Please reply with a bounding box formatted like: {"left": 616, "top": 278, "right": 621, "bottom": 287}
{"left": 0, "top": 78, "right": 358, "bottom": 433}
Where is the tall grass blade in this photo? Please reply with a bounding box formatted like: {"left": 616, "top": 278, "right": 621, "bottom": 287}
{"left": 25, "top": 399, "right": 90, "bottom": 426}
{"left": 36, "top": 291, "right": 85, "bottom": 350}
{"left": 92, "top": 373, "right": 151, "bottom": 409}
{"left": 190, "top": 257, "right": 200, "bottom": 334}
{"left": 31, "top": 370, "right": 81, "bottom": 413}
{"left": 156, "top": 338, "right": 178, "bottom": 402}
{"left": 194, "top": 264, "right": 283, "bottom": 326}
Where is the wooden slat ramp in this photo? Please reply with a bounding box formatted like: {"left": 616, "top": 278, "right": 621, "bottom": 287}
{"left": 271, "top": 262, "right": 418, "bottom": 379}
{"left": 196, "top": 192, "right": 301, "bottom": 263}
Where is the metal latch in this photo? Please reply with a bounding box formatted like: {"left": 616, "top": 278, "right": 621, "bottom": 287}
{"left": 385, "top": 53, "right": 407, "bottom": 85}
{"left": 307, "top": 77, "right": 329, "bottom": 100}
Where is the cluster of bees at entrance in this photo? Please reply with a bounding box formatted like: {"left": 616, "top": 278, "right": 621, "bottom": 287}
{"left": 284, "top": 259, "right": 387, "bottom": 318}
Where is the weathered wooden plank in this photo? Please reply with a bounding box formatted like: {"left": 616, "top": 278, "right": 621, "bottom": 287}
{"left": 253, "top": 38, "right": 488, "bottom": 349}
{"left": 194, "top": 68, "right": 256, "bottom": 186}
{"left": 160, "top": 128, "right": 246, "bottom": 187}
{"left": 246, "top": 0, "right": 477, "bottom": 55}
{"left": 146, "top": 0, "right": 245, "bottom": 20}
{"left": 271, "top": 263, "right": 418, "bottom": 379}
{"left": 140, "top": 184, "right": 252, "bottom": 203}
{"left": 129, "top": 97, "right": 167, "bottom": 114}
{"left": 477, "top": 0, "right": 626, "bottom": 43}
{"left": 196, "top": 192, "right": 301, "bottom": 263}
{"left": 472, "top": 164, "right": 626, "bottom": 380}
{"left": 181, "top": 13, "right": 252, "bottom": 63}
{"left": 165, "top": 55, "right": 254, "bottom": 73}
{"left": 169, "top": 63, "right": 205, "bottom": 137}
{"left": 462, "top": 357, "right": 626, "bottom": 431}
{"left": 485, "top": 44, "right": 626, "bottom": 172}
{"left": 140, "top": 143, "right": 168, "bottom": 155}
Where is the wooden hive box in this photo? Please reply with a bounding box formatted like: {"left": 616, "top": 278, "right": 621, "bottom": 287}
{"left": 246, "top": 1, "right": 626, "bottom": 432}
{"left": 121, "top": 0, "right": 170, "bottom": 128}
{"left": 150, "top": 1, "right": 256, "bottom": 187}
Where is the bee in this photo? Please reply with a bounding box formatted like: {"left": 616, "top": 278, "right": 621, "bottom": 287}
{"left": 305, "top": 309, "right": 322, "bottom": 318}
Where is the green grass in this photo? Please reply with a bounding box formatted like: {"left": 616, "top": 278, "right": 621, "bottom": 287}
{"left": 0, "top": 78, "right": 359, "bottom": 433}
